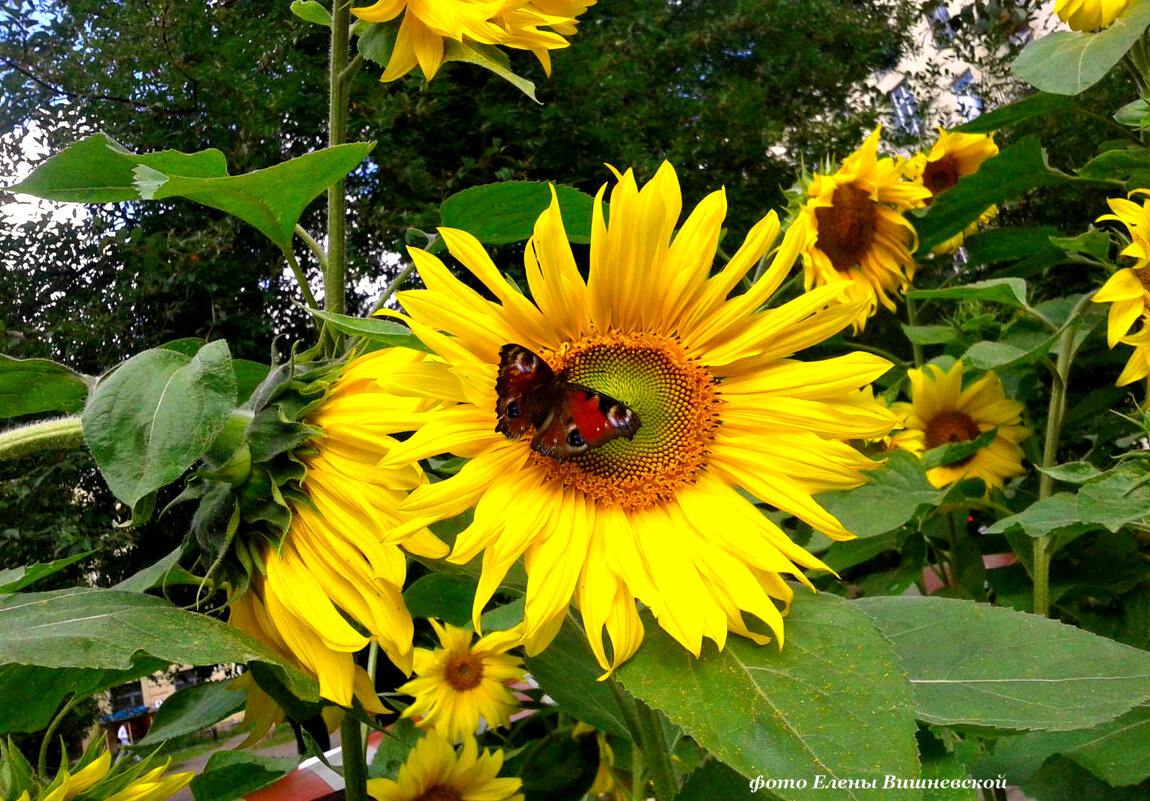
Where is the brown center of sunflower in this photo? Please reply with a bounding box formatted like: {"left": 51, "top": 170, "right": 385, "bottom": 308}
{"left": 924, "top": 410, "right": 982, "bottom": 465}
{"left": 413, "top": 787, "right": 462, "bottom": 801}
{"left": 1137, "top": 268, "right": 1150, "bottom": 294}
{"left": 813, "top": 184, "right": 878, "bottom": 272}
{"left": 444, "top": 653, "right": 484, "bottom": 691}
{"left": 535, "top": 332, "right": 719, "bottom": 511}
{"left": 921, "top": 156, "right": 960, "bottom": 202}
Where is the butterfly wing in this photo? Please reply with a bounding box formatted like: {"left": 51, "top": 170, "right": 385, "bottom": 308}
{"left": 530, "top": 384, "right": 641, "bottom": 463}
{"left": 495, "top": 344, "right": 557, "bottom": 440}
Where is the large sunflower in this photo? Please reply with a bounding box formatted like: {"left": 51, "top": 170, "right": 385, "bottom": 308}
{"left": 351, "top": 0, "right": 593, "bottom": 82}
{"left": 904, "top": 128, "right": 998, "bottom": 254}
{"left": 229, "top": 348, "right": 449, "bottom": 708}
{"left": 1055, "top": 0, "right": 1133, "bottom": 31}
{"left": 369, "top": 163, "right": 896, "bottom": 672}
{"left": 1093, "top": 189, "right": 1150, "bottom": 348}
{"left": 891, "top": 361, "right": 1029, "bottom": 489}
{"left": 399, "top": 620, "right": 526, "bottom": 741}
{"left": 366, "top": 732, "right": 522, "bottom": 801}
{"left": 799, "top": 127, "right": 933, "bottom": 331}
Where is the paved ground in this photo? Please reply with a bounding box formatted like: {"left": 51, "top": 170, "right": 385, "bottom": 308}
{"left": 167, "top": 729, "right": 341, "bottom": 801}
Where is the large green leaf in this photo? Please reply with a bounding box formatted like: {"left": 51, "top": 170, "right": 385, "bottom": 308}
{"left": 0, "top": 588, "right": 317, "bottom": 700}
{"left": 442, "top": 41, "right": 539, "bottom": 103}
{"left": 1012, "top": 1, "right": 1150, "bottom": 95}
{"left": 961, "top": 227, "right": 1069, "bottom": 271}
{"left": 908, "top": 278, "right": 1031, "bottom": 310}
{"left": 985, "top": 494, "right": 1098, "bottom": 540}
{"left": 0, "top": 658, "right": 169, "bottom": 733}
{"left": 954, "top": 93, "right": 1075, "bottom": 134}
{"left": 525, "top": 618, "right": 630, "bottom": 739}
{"left": 913, "top": 138, "right": 1066, "bottom": 252}
{"left": 815, "top": 451, "right": 946, "bottom": 538}
{"left": 440, "top": 182, "right": 599, "bottom": 245}
{"left": 137, "top": 680, "right": 248, "bottom": 746}
{"left": 1076, "top": 462, "right": 1150, "bottom": 533}
{"left": 82, "top": 340, "right": 237, "bottom": 507}
{"left": 1020, "top": 755, "right": 1150, "bottom": 801}
{"left": 855, "top": 597, "right": 1150, "bottom": 732}
{"left": 402, "top": 573, "right": 476, "bottom": 627}
{"left": 618, "top": 593, "right": 920, "bottom": 800}
{"left": 0, "top": 552, "right": 93, "bottom": 594}
{"left": 0, "top": 356, "right": 91, "bottom": 418}
{"left": 5, "top": 133, "right": 372, "bottom": 252}
{"left": 190, "top": 751, "right": 298, "bottom": 801}
{"left": 307, "top": 309, "right": 429, "bottom": 351}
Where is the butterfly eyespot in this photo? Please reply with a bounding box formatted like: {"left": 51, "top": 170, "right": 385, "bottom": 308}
{"left": 567, "top": 430, "right": 585, "bottom": 447}
{"left": 506, "top": 401, "right": 521, "bottom": 418}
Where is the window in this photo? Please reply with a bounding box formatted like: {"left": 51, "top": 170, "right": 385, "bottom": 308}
{"left": 953, "top": 69, "right": 983, "bottom": 122}
{"left": 930, "top": 5, "right": 956, "bottom": 45}
{"left": 890, "top": 80, "right": 924, "bottom": 136}
{"left": 1009, "top": 27, "right": 1034, "bottom": 48}
{"left": 111, "top": 682, "right": 145, "bottom": 712}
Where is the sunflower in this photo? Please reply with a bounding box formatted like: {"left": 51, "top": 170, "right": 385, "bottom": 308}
{"left": 24, "top": 754, "right": 192, "bottom": 801}
{"left": 1111, "top": 325, "right": 1150, "bottom": 386}
{"left": 399, "top": 620, "right": 526, "bottom": 741}
{"left": 366, "top": 732, "right": 522, "bottom": 801}
{"left": 368, "top": 162, "right": 896, "bottom": 673}
{"left": 351, "top": 0, "right": 593, "bottom": 82}
{"left": 891, "top": 361, "right": 1029, "bottom": 489}
{"left": 799, "top": 127, "right": 933, "bottom": 331}
{"left": 1093, "top": 189, "right": 1150, "bottom": 348}
{"left": 1055, "top": 0, "right": 1133, "bottom": 31}
{"left": 904, "top": 128, "right": 998, "bottom": 254}
{"left": 229, "top": 348, "right": 450, "bottom": 709}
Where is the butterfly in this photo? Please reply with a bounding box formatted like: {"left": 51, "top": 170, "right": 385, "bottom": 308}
{"left": 495, "top": 343, "right": 641, "bottom": 463}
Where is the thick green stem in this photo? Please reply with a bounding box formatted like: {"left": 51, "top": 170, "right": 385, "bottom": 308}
{"left": 0, "top": 417, "right": 84, "bottom": 461}
{"left": 634, "top": 700, "right": 676, "bottom": 801}
{"left": 1033, "top": 323, "right": 1075, "bottom": 617}
{"left": 369, "top": 260, "right": 418, "bottom": 314}
{"left": 362, "top": 641, "right": 379, "bottom": 752}
{"left": 340, "top": 713, "right": 368, "bottom": 801}
{"left": 325, "top": 0, "right": 351, "bottom": 335}
{"left": 38, "top": 694, "right": 80, "bottom": 776}
{"left": 906, "top": 295, "right": 924, "bottom": 368}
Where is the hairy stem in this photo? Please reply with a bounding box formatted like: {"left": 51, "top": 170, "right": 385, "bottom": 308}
{"left": 325, "top": 0, "right": 351, "bottom": 346}
{"left": 340, "top": 713, "right": 368, "bottom": 801}
{"left": 634, "top": 700, "right": 676, "bottom": 801}
{"left": 0, "top": 417, "right": 84, "bottom": 461}
{"left": 38, "top": 694, "right": 81, "bottom": 776}
{"left": 284, "top": 248, "right": 320, "bottom": 310}
{"left": 905, "top": 294, "right": 924, "bottom": 368}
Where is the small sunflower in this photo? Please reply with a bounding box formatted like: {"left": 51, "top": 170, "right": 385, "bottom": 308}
{"left": 904, "top": 128, "right": 998, "bottom": 254}
{"left": 799, "top": 127, "right": 933, "bottom": 331}
{"left": 573, "top": 723, "right": 627, "bottom": 801}
{"left": 366, "top": 732, "right": 523, "bottom": 801}
{"left": 1093, "top": 189, "right": 1150, "bottom": 348}
{"left": 351, "top": 0, "right": 593, "bottom": 82}
{"left": 25, "top": 753, "right": 192, "bottom": 801}
{"left": 1055, "top": 0, "right": 1133, "bottom": 31}
{"left": 369, "top": 162, "right": 897, "bottom": 673}
{"left": 399, "top": 620, "right": 526, "bottom": 741}
{"left": 892, "top": 361, "right": 1029, "bottom": 489}
{"left": 229, "top": 348, "right": 450, "bottom": 709}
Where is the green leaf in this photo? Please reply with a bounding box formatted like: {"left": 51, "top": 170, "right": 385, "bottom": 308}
{"left": 1077, "top": 146, "right": 1150, "bottom": 186}
{"left": 515, "top": 728, "right": 600, "bottom": 801}
{"left": 1049, "top": 230, "right": 1111, "bottom": 260}
{"left": 1035, "top": 462, "right": 1103, "bottom": 484}
{"left": 190, "top": 751, "right": 298, "bottom": 801}
{"left": 962, "top": 227, "right": 1068, "bottom": 270}
{"left": 901, "top": 325, "right": 957, "bottom": 345}
{"left": 0, "top": 657, "right": 169, "bottom": 733}
{"left": 618, "top": 592, "right": 920, "bottom": 800}
{"left": 5, "top": 133, "right": 372, "bottom": 252}
{"left": 82, "top": 340, "right": 237, "bottom": 507}
{"left": 402, "top": 573, "right": 476, "bottom": 627}
{"left": 855, "top": 596, "right": 1150, "bottom": 732}
{"left": 137, "top": 680, "right": 248, "bottom": 746}
{"left": 368, "top": 718, "right": 422, "bottom": 779}
{"left": 440, "top": 182, "right": 599, "bottom": 245}
{"left": 921, "top": 427, "right": 998, "bottom": 471}
{"left": 289, "top": 0, "right": 330, "bottom": 27}
{"left": 112, "top": 548, "right": 201, "bottom": 592}
{"left": 357, "top": 22, "right": 397, "bottom": 67}
{"left": 306, "top": 308, "right": 429, "bottom": 351}
{"left": 525, "top": 618, "right": 630, "bottom": 739}
{"left": 0, "top": 737, "right": 38, "bottom": 801}
{"left": 962, "top": 340, "right": 1052, "bottom": 371}
{"left": 0, "top": 588, "right": 318, "bottom": 701}
{"left": 1076, "top": 462, "right": 1150, "bottom": 533}
{"left": 955, "top": 93, "right": 1075, "bottom": 133}
{"left": 909, "top": 277, "right": 1030, "bottom": 309}
{"left": 1012, "top": 1, "right": 1150, "bottom": 95}
{"left": 233, "top": 360, "right": 270, "bottom": 404}
{"left": 678, "top": 760, "right": 769, "bottom": 801}
{"left": 1116, "top": 98, "right": 1150, "bottom": 126}
{"left": 0, "top": 551, "right": 93, "bottom": 594}
{"left": 986, "top": 493, "right": 1097, "bottom": 540}
{"left": 815, "top": 451, "right": 945, "bottom": 538}
{"left": 914, "top": 137, "right": 1066, "bottom": 252}
{"left": 1021, "top": 755, "right": 1150, "bottom": 801}
{"left": 442, "top": 40, "right": 538, "bottom": 103}
{"left": 920, "top": 753, "right": 978, "bottom": 801}
{"left": 0, "top": 356, "right": 91, "bottom": 418}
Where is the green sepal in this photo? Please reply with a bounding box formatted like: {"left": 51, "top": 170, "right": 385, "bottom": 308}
{"left": 246, "top": 406, "right": 320, "bottom": 463}
{"left": 0, "top": 737, "right": 37, "bottom": 801}
{"left": 237, "top": 468, "right": 293, "bottom": 533}
{"left": 196, "top": 442, "right": 253, "bottom": 487}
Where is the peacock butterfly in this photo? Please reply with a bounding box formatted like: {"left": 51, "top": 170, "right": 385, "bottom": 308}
{"left": 495, "top": 343, "right": 641, "bottom": 463}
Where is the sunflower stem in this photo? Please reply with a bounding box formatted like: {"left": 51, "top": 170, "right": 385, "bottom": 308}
{"left": 340, "top": 713, "right": 368, "bottom": 801}
{"left": 0, "top": 417, "right": 84, "bottom": 461}
{"left": 905, "top": 295, "right": 924, "bottom": 367}
{"left": 1033, "top": 321, "right": 1076, "bottom": 617}
{"left": 38, "top": 694, "right": 80, "bottom": 777}
{"left": 324, "top": 0, "right": 351, "bottom": 354}
{"left": 370, "top": 259, "right": 419, "bottom": 314}
{"left": 633, "top": 699, "right": 677, "bottom": 801}
{"left": 362, "top": 641, "right": 378, "bottom": 753}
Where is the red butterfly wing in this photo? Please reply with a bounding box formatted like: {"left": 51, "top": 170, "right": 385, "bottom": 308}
{"left": 530, "top": 385, "right": 641, "bottom": 463}
{"left": 495, "top": 344, "right": 557, "bottom": 440}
